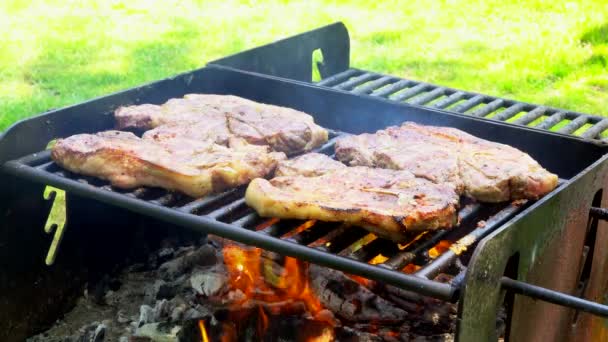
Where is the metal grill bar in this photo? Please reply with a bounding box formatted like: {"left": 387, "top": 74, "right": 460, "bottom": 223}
{"left": 352, "top": 76, "right": 395, "bottom": 95}
{"left": 582, "top": 119, "right": 608, "bottom": 139}
{"left": 316, "top": 69, "right": 360, "bottom": 87}
{"left": 391, "top": 84, "right": 429, "bottom": 102}
{"left": 452, "top": 95, "right": 486, "bottom": 113}
{"left": 491, "top": 103, "right": 526, "bottom": 121}
{"left": 432, "top": 92, "right": 467, "bottom": 109}
{"left": 408, "top": 87, "right": 446, "bottom": 106}
{"left": 558, "top": 116, "right": 589, "bottom": 134}
{"left": 469, "top": 99, "right": 505, "bottom": 117}
{"left": 371, "top": 80, "right": 413, "bottom": 98}
{"left": 318, "top": 69, "right": 607, "bottom": 142}
{"left": 334, "top": 73, "right": 378, "bottom": 91}
{"left": 512, "top": 106, "right": 548, "bottom": 125}
{"left": 415, "top": 202, "right": 525, "bottom": 279}
{"left": 536, "top": 112, "right": 567, "bottom": 130}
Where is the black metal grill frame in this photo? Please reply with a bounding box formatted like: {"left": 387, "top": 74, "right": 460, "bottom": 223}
{"left": 1, "top": 127, "right": 533, "bottom": 302}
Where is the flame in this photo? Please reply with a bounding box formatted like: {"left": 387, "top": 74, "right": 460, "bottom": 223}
{"left": 307, "top": 327, "right": 334, "bottom": 342}
{"left": 282, "top": 220, "right": 316, "bottom": 239}
{"left": 398, "top": 231, "right": 428, "bottom": 250}
{"left": 199, "top": 320, "right": 209, "bottom": 342}
{"left": 402, "top": 263, "right": 421, "bottom": 274}
{"left": 387, "top": 330, "right": 400, "bottom": 337}
{"left": 369, "top": 253, "right": 389, "bottom": 265}
{"left": 255, "top": 217, "right": 280, "bottom": 231}
{"left": 428, "top": 240, "right": 453, "bottom": 259}
{"left": 258, "top": 306, "right": 268, "bottom": 337}
{"left": 349, "top": 274, "right": 371, "bottom": 287}
{"left": 222, "top": 244, "right": 327, "bottom": 319}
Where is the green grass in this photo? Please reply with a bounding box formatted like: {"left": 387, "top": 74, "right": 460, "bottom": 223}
{"left": 1, "top": 0, "right": 607, "bottom": 131}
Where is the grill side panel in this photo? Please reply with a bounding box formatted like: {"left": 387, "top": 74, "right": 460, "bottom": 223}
{"left": 458, "top": 154, "right": 608, "bottom": 342}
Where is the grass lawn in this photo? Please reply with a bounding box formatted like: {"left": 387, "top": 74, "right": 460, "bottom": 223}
{"left": 1, "top": 0, "right": 607, "bottom": 131}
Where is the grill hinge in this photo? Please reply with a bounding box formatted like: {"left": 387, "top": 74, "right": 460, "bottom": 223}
{"left": 43, "top": 186, "right": 67, "bottom": 266}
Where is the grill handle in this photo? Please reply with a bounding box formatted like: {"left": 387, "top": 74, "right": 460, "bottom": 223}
{"left": 501, "top": 276, "right": 608, "bottom": 318}
{"left": 590, "top": 207, "right": 608, "bottom": 221}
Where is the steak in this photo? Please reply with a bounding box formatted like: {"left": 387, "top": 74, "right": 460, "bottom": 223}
{"left": 274, "top": 152, "right": 346, "bottom": 177}
{"left": 51, "top": 131, "right": 285, "bottom": 198}
{"left": 246, "top": 154, "right": 460, "bottom": 242}
{"left": 335, "top": 122, "right": 558, "bottom": 202}
{"left": 115, "top": 94, "right": 328, "bottom": 154}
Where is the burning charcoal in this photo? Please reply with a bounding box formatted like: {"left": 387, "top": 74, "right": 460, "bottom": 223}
{"left": 156, "top": 280, "right": 182, "bottom": 300}
{"left": 91, "top": 323, "right": 106, "bottom": 342}
{"left": 411, "top": 334, "right": 454, "bottom": 342}
{"left": 143, "top": 280, "right": 166, "bottom": 305}
{"left": 134, "top": 322, "right": 181, "bottom": 342}
{"left": 138, "top": 305, "right": 155, "bottom": 327}
{"left": 335, "top": 326, "right": 384, "bottom": 342}
{"left": 153, "top": 299, "right": 170, "bottom": 322}
{"left": 157, "top": 247, "right": 175, "bottom": 263}
{"left": 170, "top": 304, "right": 187, "bottom": 322}
{"left": 190, "top": 268, "right": 228, "bottom": 297}
{"left": 158, "top": 244, "right": 218, "bottom": 281}
{"left": 104, "top": 290, "right": 117, "bottom": 306}
{"left": 309, "top": 264, "right": 406, "bottom": 322}
{"left": 117, "top": 310, "right": 131, "bottom": 324}
{"left": 128, "top": 337, "right": 151, "bottom": 342}
{"left": 182, "top": 306, "right": 208, "bottom": 321}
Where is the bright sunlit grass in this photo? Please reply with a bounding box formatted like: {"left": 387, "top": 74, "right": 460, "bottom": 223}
{"left": 0, "top": 0, "right": 607, "bottom": 130}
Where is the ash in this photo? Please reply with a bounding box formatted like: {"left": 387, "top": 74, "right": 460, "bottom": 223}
{"left": 28, "top": 237, "right": 457, "bottom": 342}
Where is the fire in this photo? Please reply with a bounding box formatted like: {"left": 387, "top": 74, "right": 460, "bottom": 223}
{"left": 398, "top": 231, "right": 428, "bottom": 250}
{"left": 198, "top": 320, "right": 209, "bottom": 342}
{"left": 349, "top": 274, "right": 372, "bottom": 287}
{"left": 307, "top": 327, "right": 334, "bottom": 342}
{"left": 282, "top": 220, "right": 317, "bottom": 239}
{"left": 255, "top": 217, "right": 280, "bottom": 231}
{"left": 369, "top": 253, "right": 389, "bottom": 265}
{"left": 428, "top": 240, "right": 453, "bottom": 259}
{"left": 222, "top": 244, "right": 326, "bottom": 318}
{"left": 402, "top": 263, "right": 421, "bottom": 274}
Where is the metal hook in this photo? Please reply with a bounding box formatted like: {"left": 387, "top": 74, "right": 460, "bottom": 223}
{"left": 43, "top": 185, "right": 67, "bottom": 265}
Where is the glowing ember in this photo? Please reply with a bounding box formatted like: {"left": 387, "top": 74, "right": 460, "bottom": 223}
{"left": 258, "top": 306, "right": 269, "bottom": 337}
{"left": 428, "top": 240, "right": 453, "bottom": 259}
{"left": 398, "top": 231, "right": 428, "bottom": 250}
{"left": 402, "top": 263, "right": 421, "bottom": 274}
{"left": 349, "top": 274, "right": 372, "bottom": 287}
{"left": 255, "top": 217, "right": 280, "bottom": 231}
{"left": 369, "top": 253, "right": 389, "bottom": 265}
{"left": 282, "top": 220, "right": 316, "bottom": 239}
{"left": 307, "top": 327, "right": 334, "bottom": 342}
{"left": 198, "top": 320, "right": 209, "bottom": 342}
{"left": 222, "top": 244, "right": 327, "bottom": 319}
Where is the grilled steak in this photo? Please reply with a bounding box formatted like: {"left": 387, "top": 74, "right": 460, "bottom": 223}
{"left": 52, "top": 131, "right": 285, "bottom": 198}
{"left": 274, "top": 153, "right": 346, "bottom": 177}
{"left": 115, "top": 94, "right": 328, "bottom": 154}
{"left": 246, "top": 154, "right": 460, "bottom": 242}
{"left": 335, "top": 122, "right": 558, "bottom": 202}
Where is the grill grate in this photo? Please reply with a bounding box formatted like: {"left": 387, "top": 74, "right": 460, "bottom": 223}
{"left": 318, "top": 69, "right": 608, "bottom": 141}
{"left": 2, "top": 129, "right": 534, "bottom": 301}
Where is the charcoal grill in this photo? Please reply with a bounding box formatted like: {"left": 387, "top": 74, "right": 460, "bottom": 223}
{"left": 2, "top": 22, "right": 608, "bottom": 342}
